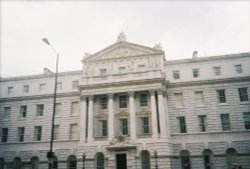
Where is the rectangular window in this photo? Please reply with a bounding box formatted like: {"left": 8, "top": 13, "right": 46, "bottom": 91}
{"left": 71, "top": 102, "right": 79, "bottom": 114}
{"left": 37, "top": 104, "right": 44, "bottom": 116}
{"left": 195, "top": 91, "right": 204, "bottom": 105}
{"left": 192, "top": 68, "right": 199, "bottom": 78}
{"left": 139, "top": 94, "right": 148, "bottom": 107}
{"left": 198, "top": 115, "right": 207, "bottom": 132}
{"left": 119, "top": 66, "right": 126, "bottom": 74}
{"left": 100, "top": 120, "right": 107, "bottom": 137}
{"left": 4, "top": 107, "right": 11, "bottom": 119}
{"left": 235, "top": 64, "right": 243, "bottom": 74}
{"left": 175, "top": 93, "right": 184, "bottom": 108}
{"left": 119, "top": 95, "right": 127, "bottom": 108}
{"left": 178, "top": 116, "right": 186, "bottom": 133}
{"left": 1, "top": 128, "right": 8, "bottom": 142}
{"left": 70, "top": 124, "right": 78, "bottom": 140}
{"left": 100, "top": 68, "right": 107, "bottom": 76}
{"left": 55, "top": 103, "right": 61, "bottom": 115}
{"left": 23, "top": 85, "right": 29, "bottom": 93}
{"left": 39, "top": 84, "right": 46, "bottom": 92}
{"left": 141, "top": 117, "right": 150, "bottom": 134}
{"left": 213, "top": 66, "right": 221, "bottom": 76}
{"left": 100, "top": 97, "right": 107, "bottom": 110}
{"left": 34, "top": 126, "right": 42, "bottom": 141}
{"left": 243, "top": 112, "right": 250, "bottom": 129}
{"left": 8, "top": 87, "right": 13, "bottom": 95}
{"left": 53, "top": 125, "right": 60, "bottom": 140}
{"left": 120, "top": 119, "right": 128, "bottom": 135}
{"left": 173, "top": 70, "right": 180, "bottom": 79}
{"left": 220, "top": 114, "right": 230, "bottom": 131}
{"left": 57, "top": 82, "right": 62, "bottom": 90}
{"left": 72, "top": 81, "right": 79, "bottom": 89}
{"left": 18, "top": 127, "right": 25, "bottom": 142}
{"left": 217, "top": 89, "right": 226, "bottom": 103}
{"left": 238, "top": 88, "right": 248, "bottom": 102}
{"left": 20, "top": 106, "right": 27, "bottom": 118}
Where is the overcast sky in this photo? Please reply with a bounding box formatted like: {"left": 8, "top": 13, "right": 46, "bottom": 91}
{"left": 1, "top": 1, "right": 249, "bottom": 77}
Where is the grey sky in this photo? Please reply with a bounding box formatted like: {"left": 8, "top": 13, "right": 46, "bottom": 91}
{"left": 1, "top": 1, "right": 249, "bottom": 77}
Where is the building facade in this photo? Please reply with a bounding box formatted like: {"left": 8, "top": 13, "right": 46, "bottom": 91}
{"left": 0, "top": 34, "right": 250, "bottom": 169}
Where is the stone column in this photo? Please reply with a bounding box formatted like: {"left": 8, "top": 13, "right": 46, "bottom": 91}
{"left": 129, "top": 91, "right": 136, "bottom": 139}
{"left": 87, "top": 95, "right": 94, "bottom": 142}
{"left": 80, "top": 95, "right": 87, "bottom": 143}
{"left": 108, "top": 93, "right": 114, "bottom": 140}
{"left": 158, "top": 90, "right": 167, "bottom": 138}
{"left": 150, "top": 90, "right": 158, "bottom": 138}
{"left": 163, "top": 92, "right": 171, "bottom": 138}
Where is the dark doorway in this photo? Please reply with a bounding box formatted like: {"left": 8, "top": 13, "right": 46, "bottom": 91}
{"left": 116, "top": 154, "right": 127, "bottom": 169}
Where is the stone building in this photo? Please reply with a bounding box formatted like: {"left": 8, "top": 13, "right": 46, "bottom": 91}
{"left": 0, "top": 33, "right": 250, "bottom": 169}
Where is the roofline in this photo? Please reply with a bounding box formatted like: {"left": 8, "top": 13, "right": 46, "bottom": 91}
{"left": 0, "top": 70, "right": 82, "bottom": 82}
{"left": 165, "top": 52, "right": 250, "bottom": 65}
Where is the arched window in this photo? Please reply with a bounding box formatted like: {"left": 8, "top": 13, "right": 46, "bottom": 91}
{"left": 68, "top": 155, "right": 77, "bottom": 169}
{"left": 30, "top": 156, "right": 39, "bottom": 169}
{"left": 52, "top": 156, "right": 58, "bottom": 169}
{"left": 13, "top": 157, "right": 22, "bottom": 169}
{"left": 0, "top": 158, "right": 4, "bottom": 169}
{"left": 141, "top": 150, "right": 150, "bottom": 169}
{"left": 96, "top": 153, "right": 104, "bottom": 169}
{"left": 180, "top": 150, "right": 191, "bottom": 169}
{"left": 226, "top": 148, "right": 237, "bottom": 169}
{"left": 203, "top": 149, "right": 213, "bottom": 169}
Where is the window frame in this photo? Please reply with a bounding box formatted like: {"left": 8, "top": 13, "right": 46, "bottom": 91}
{"left": 173, "top": 70, "right": 180, "bottom": 79}
{"left": 120, "top": 118, "right": 129, "bottom": 135}
{"left": 1, "top": 128, "right": 8, "bottom": 142}
{"left": 238, "top": 88, "right": 248, "bottom": 102}
{"left": 18, "top": 127, "right": 25, "bottom": 142}
{"left": 99, "top": 97, "right": 108, "bottom": 110}
{"left": 235, "top": 64, "right": 243, "bottom": 74}
{"left": 192, "top": 68, "right": 199, "bottom": 78}
{"left": 178, "top": 116, "right": 187, "bottom": 133}
{"left": 20, "top": 105, "right": 27, "bottom": 118}
{"left": 36, "top": 104, "right": 44, "bottom": 116}
{"left": 23, "top": 85, "right": 29, "bottom": 93}
{"left": 213, "top": 66, "right": 221, "bottom": 76}
{"left": 220, "top": 114, "right": 231, "bottom": 131}
{"left": 141, "top": 117, "right": 150, "bottom": 134}
{"left": 217, "top": 89, "right": 226, "bottom": 103}
{"left": 243, "top": 112, "right": 250, "bottom": 129}
{"left": 34, "top": 126, "right": 42, "bottom": 141}
{"left": 174, "top": 93, "right": 184, "bottom": 108}
{"left": 139, "top": 93, "right": 148, "bottom": 107}
{"left": 4, "top": 107, "right": 11, "bottom": 119}
{"left": 198, "top": 115, "right": 207, "bottom": 132}
{"left": 119, "top": 95, "right": 127, "bottom": 109}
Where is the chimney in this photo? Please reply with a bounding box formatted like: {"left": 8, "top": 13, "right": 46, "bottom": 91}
{"left": 192, "top": 51, "right": 198, "bottom": 59}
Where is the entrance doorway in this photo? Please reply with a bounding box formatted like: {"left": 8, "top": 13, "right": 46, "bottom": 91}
{"left": 116, "top": 154, "right": 127, "bottom": 169}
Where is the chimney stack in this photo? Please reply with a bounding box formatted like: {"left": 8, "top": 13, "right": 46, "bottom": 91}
{"left": 192, "top": 51, "right": 198, "bottom": 59}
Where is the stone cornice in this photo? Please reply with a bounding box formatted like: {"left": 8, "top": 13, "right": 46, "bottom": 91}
{"left": 0, "top": 70, "right": 82, "bottom": 82}
{"left": 165, "top": 52, "right": 249, "bottom": 66}
{"left": 79, "top": 78, "right": 167, "bottom": 90}
{"left": 168, "top": 76, "right": 250, "bottom": 88}
{"left": 0, "top": 92, "right": 80, "bottom": 103}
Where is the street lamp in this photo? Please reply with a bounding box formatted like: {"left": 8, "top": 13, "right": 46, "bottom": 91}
{"left": 82, "top": 153, "right": 86, "bottom": 169}
{"left": 42, "top": 38, "right": 59, "bottom": 169}
{"left": 154, "top": 150, "right": 158, "bottom": 169}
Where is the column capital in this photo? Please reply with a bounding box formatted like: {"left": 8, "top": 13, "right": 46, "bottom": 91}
{"left": 128, "top": 91, "right": 135, "bottom": 97}
{"left": 88, "top": 95, "right": 94, "bottom": 101}
{"left": 150, "top": 90, "right": 156, "bottom": 96}
{"left": 80, "top": 95, "right": 87, "bottom": 101}
{"left": 107, "top": 93, "right": 114, "bottom": 99}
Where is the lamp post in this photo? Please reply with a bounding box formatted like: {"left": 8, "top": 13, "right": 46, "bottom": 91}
{"left": 82, "top": 153, "right": 86, "bottom": 169}
{"left": 154, "top": 150, "right": 158, "bottom": 169}
{"left": 42, "top": 38, "right": 59, "bottom": 169}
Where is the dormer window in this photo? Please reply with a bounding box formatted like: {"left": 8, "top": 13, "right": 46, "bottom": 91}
{"left": 100, "top": 68, "right": 107, "bottom": 76}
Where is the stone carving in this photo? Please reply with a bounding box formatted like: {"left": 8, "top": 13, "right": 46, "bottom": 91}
{"left": 117, "top": 31, "right": 127, "bottom": 42}
{"left": 153, "top": 43, "right": 162, "bottom": 50}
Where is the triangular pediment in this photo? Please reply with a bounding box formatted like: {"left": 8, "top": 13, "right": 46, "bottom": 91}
{"left": 83, "top": 41, "right": 163, "bottom": 62}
